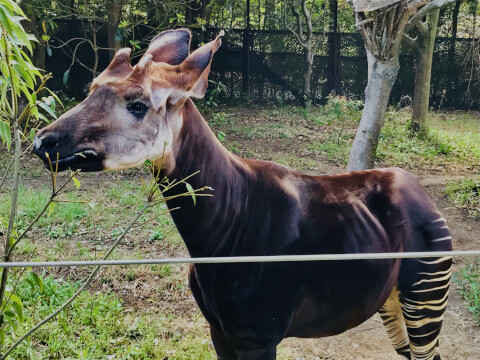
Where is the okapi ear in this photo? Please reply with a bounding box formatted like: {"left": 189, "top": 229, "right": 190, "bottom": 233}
{"left": 181, "top": 31, "right": 224, "bottom": 99}
{"left": 102, "top": 48, "right": 133, "bottom": 79}
{"left": 142, "top": 29, "right": 192, "bottom": 65}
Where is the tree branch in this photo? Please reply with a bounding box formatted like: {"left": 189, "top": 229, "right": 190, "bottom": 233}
{"left": 406, "top": 0, "right": 458, "bottom": 32}
{"left": 285, "top": 0, "right": 305, "bottom": 46}
{"left": 403, "top": 33, "right": 422, "bottom": 52}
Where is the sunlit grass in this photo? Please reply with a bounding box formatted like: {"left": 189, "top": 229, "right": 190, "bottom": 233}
{"left": 446, "top": 177, "right": 480, "bottom": 218}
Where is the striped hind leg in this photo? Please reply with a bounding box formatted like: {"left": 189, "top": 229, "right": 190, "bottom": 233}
{"left": 379, "top": 287, "right": 411, "bottom": 359}
{"left": 399, "top": 256, "right": 452, "bottom": 360}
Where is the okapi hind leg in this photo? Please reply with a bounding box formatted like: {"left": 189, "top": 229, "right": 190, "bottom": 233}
{"left": 379, "top": 287, "right": 411, "bottom": 359}
{"left": 399, "top": 256, "right": 452, "bottom": 360}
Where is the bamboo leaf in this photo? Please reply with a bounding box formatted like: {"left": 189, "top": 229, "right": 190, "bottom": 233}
{"left": 0, "top": 6, "right": 14, "bottom": 35}
{"left": 0, "top": 328, "right": 4, "bottom": 346}
{"left": 185, "top": 182, "right": 196, "bottom": 206}
{"left": 30, "top": 272, "right": 44, "bottom": 292}
{"left": 11, "top": 300, "right": 24, "bottom": 322}
{"left": 72, "top": 176, "right": 81, "bottom": 189}
{"left": 38, "top": 101, "right": 57, "bottom": 119}
{"left": 2, "top": 0, "right": 26, "bottom": 17}
{"left": 37, "top": 112, "right": 50, "bottom": 124}
{"left": 9, "top": 294, "right": 22, "bottom": 308}
{"left": 13, "top": 63, "right": 34, "bottom": 88}
{"left": 0, "top": 120, "right": 12, "bottom": 151}
{"left": 30, "top": 128, "right": 35, "bottom": 142}
{"left": 63, "top": 69, "right": 70, "bottom": 85}
{"left": 48, "top": 201, "right": 56, "bottom": 216}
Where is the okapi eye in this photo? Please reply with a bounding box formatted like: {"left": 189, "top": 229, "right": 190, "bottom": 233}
{"left": 127, "top": 101, "right": 148, "bottom": 118}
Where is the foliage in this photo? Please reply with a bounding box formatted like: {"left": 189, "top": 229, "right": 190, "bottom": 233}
{"left": 454, "top": 258, "right": 480, "bottom": 323}
{"left": 203, "top": 79, "right": 227, "bottom": 108}
{"left": 446, "top": 177, "right": 480, "bottom": 218}
{"left": 0, "top": 0, "right": 57, "bottom": 145}
{"left": 0, "top": 2, "right": 60, "bottom": 357}
{"left": 3, "top": 273, "right": 216, "bottom": 359}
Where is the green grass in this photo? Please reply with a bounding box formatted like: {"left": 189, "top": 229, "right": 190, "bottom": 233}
{"left": 0, "top": 179, "right": 181, "bottom": 252}
{"left": 446, "top": 177, "right": 480, "bottom": 218}
{"left": 2, "top": 103, "right": 479, "bottom": 358}
{"left": 454, "top": 258, "right": 480, "bottom": 323}
{"left": 4, "top": 274, "right": 215, "bottom": 359}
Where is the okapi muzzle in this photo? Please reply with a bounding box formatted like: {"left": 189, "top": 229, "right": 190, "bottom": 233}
{"left": 33, "top": 29, "right": 223, "bottom": 173}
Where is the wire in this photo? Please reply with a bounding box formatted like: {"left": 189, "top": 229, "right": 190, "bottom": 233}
{"left": 2, "top": 250, "right": 480, "bottom": 269}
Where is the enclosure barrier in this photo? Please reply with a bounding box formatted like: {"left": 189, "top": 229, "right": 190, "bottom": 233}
{"left": 2, "top": 250, "right": 480, "bottom": 269}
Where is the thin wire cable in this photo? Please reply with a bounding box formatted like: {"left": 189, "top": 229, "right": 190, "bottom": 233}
{"left": 2, "top": 250, "right": 480, "bottom": 269}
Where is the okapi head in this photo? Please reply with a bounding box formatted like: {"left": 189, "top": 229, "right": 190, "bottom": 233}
{"left": 33, "top": 29, "right": 223, "bottom": 172}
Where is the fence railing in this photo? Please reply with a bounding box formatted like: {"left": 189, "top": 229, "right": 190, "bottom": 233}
{"left": 2, "top": 250, "right": 480, "bottom": 269}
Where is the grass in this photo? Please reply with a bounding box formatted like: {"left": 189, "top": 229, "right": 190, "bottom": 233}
{"left": 454, "top": 258, "right": 480, "bottom": 324}
{"left": 1, "top": 102, "right": 479, "bottom": 358}
{"left": 446, "top": 177, "right": 480, "bottom": 218}
{"left": 209, "top": 98, "right": 479, "bottom": 171}
{"left": 5, "top": 274, "right": 215, "bottom": 359}
{"left": 376, "top": 111, "right": 480, "bottom": 168}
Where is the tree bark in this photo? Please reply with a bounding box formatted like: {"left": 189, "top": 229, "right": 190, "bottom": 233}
{"left": 285, "top": 0, "right": 315, "bottom": 104}
{"left": 347, "top": 50, "right": 400, "bottom": 171}
{"left": 411, "top": 9, "right": 440, "bottom": 136}
{"left": 106, "top": 0, "right": 123, "bottom": 60}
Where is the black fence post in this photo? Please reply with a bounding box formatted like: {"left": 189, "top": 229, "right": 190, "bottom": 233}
{"left": 329, "top": 0, "right": 340, "bottom": 96}
{"left": 242, "top": 0, "right": 251, "bottom": 100}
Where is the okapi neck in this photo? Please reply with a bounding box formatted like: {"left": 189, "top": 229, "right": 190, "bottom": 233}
{"left": 163, "top": 99, "right": 250, "bottom": 257}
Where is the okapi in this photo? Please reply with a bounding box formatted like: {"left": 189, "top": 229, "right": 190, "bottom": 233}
{"left": 33, "top": 29, "right": 452, "bottom": 360}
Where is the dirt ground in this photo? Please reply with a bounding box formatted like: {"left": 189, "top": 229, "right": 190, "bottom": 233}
{"left": 5, "top": 107, "right": 480, "bottom": 359}
{"left": 91, "top": 165, "right": 480, "bottom": 360}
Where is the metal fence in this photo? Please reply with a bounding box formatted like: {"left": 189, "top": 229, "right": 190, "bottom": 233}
{"left": 46, "top": 23, "right": 480, "bottom": 109}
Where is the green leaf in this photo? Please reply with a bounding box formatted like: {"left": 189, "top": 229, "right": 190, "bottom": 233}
{"left": 48, "top": 202, "right": 56, "bottom": 216}
{"left": 72, "top": 176, "right": 81, "bottom": 189}
{"left": 38, "top": 101, "right": 57, "bottom": 119}
{"left": 63, "top": 69, "right": 70, "bottom": 85}
{"left": 9, "top": 235, "right": 15, "bottom": 247}
{"left": 1, "top": 0, "right": 26, "bottom": 17}
{"left": 24, "top": 277, "right": 35, "bottom": 290}
{"left": 3, "top": 310, "right": 15, "bottom": 320}
{"left": 30, "top": 272, "right": 44, "bottom": 292}
{"left": 185, "top": 182, "right": 196, "bottom": 206}
{"left": 10, "top": 294, "right": 22, "bottom": 308}
{"left": 11, "top": 300, "right": 23, "bottom": 322}
{"left": 37, "top": 112, "right": 51, "bottom": 124}
{"left": 0, "top": 328, "right": 4, "bottom": 346}
{"left": 0, "top": 120, "right": 12, "bottom": 151}
{"left": 0, "top": 6, "right": 14, "bottom": 36}
{"left": 13, "top": 63, "right": 34, "bottom": 88}
{"left": 30, "top": 128, "right": 35, "bottom": 142}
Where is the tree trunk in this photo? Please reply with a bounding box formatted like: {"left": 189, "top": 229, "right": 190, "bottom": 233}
{"left": 411, "top": 9, "right": 440, "bottom": 136}
{"left": 303, "top": 46, "right": 313, "bottom": 102}
{"left": 347, "top": 50, "right": 400, "bottom": 171}
{"left": 106, "top": 0, "right": 123, "bottom": 60}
